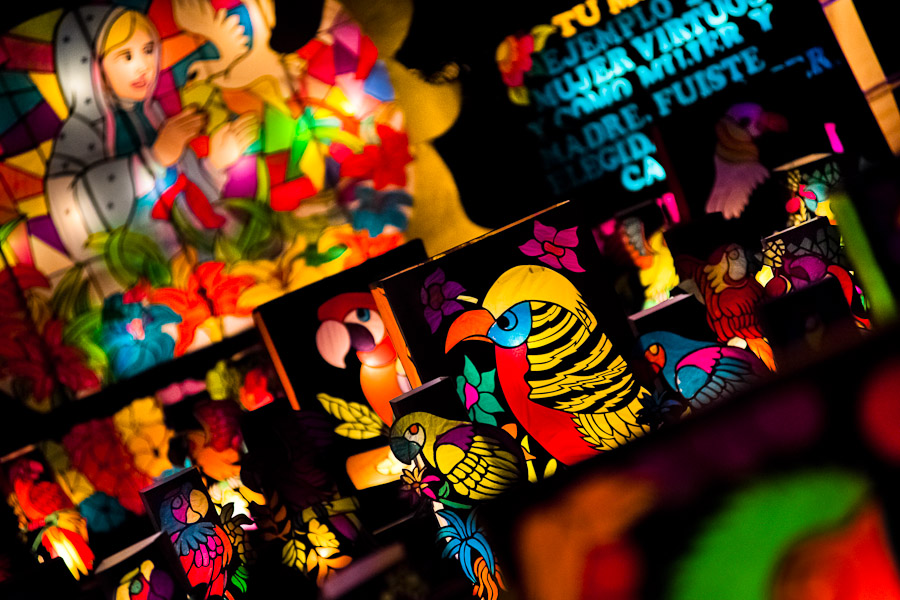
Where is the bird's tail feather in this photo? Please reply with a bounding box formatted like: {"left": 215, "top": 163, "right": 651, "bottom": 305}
{"left": 745, "top": 337, "right": 776, "bottom": 371}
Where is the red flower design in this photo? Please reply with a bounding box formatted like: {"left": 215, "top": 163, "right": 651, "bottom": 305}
{"left": 496, "top": 34, "right": 534, "bottom": 87}
{"left": 0, "top": 319, "right": 100, "bottom": 402}
{"left": 150, "top": 260, "right": 255, "bottom": 356}
{"left": 339, "top": 125, "right": 413, "bottom": 189}
{"left": 63, "top": 419, "right": 151, "bottom": 514}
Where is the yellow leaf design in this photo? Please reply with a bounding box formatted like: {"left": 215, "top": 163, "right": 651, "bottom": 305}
{"left": 334, "top": 423, "right": 381, "bottom": 440}
{"left": 281, "top": 537, "right": 307, "bottom": 571}
{"left": 317, "top": 393, "right": 386, "bottom": 439}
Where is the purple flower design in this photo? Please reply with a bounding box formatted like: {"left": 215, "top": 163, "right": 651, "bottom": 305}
{"left": 421, "top": 268, "right": 466, "bottom": 333}
{"left": 519, "top": 221, "right": 586, "bottom": 272}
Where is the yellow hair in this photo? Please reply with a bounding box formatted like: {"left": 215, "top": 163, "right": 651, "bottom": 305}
{"left": 98, "top": 10, "right": 158, "bottom": 59}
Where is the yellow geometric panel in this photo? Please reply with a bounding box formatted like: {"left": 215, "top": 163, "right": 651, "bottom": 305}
{"left": 16, "top": 195, "right": 48, "bottom": 218}
{"left": 30, "top": 73, "right": 69, "bottom": 121}
{"left": 32, "top": 236, "right": 75, "bottom": 278}
{"left": 9, "top": 9, "right": 63, "bottom": 42}
{"left": 5, "top": 141, "right": 53, "bottom": 178}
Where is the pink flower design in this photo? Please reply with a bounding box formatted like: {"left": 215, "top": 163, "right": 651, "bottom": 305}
{"left": 519, "top": 221, "right": 586, "bottom": 272}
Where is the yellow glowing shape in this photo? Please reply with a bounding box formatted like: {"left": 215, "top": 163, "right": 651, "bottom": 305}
{"left": 756, "top": 265, "right": 775, "bottom": 287}
{"left": 346, "top": 446, "right": 403, "bottom": 490}
{"left": 188, "top": 489, "right": 209, "bottom": 523}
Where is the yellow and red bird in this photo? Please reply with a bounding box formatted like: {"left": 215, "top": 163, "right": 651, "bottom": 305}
{"left": 316, "top": 292, "right": 410, "bottom": 425}
{"left": 676, "top": 244, "right": 775, "bottom": 371}
{"left": 445, "top": 266, "right": 650, "bottom": 466}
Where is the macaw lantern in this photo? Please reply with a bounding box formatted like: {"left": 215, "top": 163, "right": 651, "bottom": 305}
{"left": 0, "top": 446, "right": 94, "bottom": 581}
{"left": 140, "top": 468, "right": 238, "bottom": 599}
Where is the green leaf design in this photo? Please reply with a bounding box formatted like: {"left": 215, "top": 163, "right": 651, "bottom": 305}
{"left": 49, "top": 266, "right": 94, "bottom": 322}
{"left": 0, "top": 215, "right": 26, "bottom": 244}
{"left": 317, "top": 393, "right": 387, "bottom": 438}
{"left": 461, "top": 356, "right": 480, "bottom": 385}
{"left": 469, "top": 405, "right": 497, "bottom": 427}
{"left": 86, "top": 227, "right": 172, "bottom": 288}
{"left": 226, "top": 198, "right": 277, "bottom": 261}
{"left": 477, "top": 368, "right": 496, "bottom": 394}
{"left": 231, "top": 564, "right": 249, "bottom": 594}
{"left": 475, "top": 393, "right": 503, "bottom": 414}
{"left": 62, "top": 310, "right": 108, "bottom": 374}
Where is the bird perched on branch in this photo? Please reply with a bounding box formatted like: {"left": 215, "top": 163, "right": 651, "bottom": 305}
{"left": 445, "top": 265, "right": 650, "bottom": 466}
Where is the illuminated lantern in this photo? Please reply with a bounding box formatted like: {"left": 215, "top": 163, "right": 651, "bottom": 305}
{"left": 141, "top": 468, "right": 239, "bottom": 599}
{"left": 254, "top": 242, "right": 425, "bottom": 490}
{"left": 1, "top": 446, "right": 94, "bottom": 580}
{"left": 95, "top": 532, "right": 192, "bottom": 600}
{"left": 761, "top": 216, "right": 870, "bottom": 330}
{"left": 373, "top": 202, "right": 653, "bottom": 468}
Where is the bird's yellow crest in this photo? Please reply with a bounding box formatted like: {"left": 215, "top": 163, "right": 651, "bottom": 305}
{"left": 483, "top": 265, "right": 596, "bottom": 332}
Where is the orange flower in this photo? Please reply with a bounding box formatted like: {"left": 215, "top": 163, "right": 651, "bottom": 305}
{"left": 149, "top": 251, "right": 255, "bottom": 355}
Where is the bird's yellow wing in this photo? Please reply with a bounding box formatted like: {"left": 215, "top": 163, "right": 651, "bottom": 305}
{"left": 435, "top": 436, "right": 520, "bottom": 501}
{"left": 574, "top": 395, "right": 649, "bottom": 451}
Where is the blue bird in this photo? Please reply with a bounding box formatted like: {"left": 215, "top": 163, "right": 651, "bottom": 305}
{"left": 639, "top": 331, "right": 768, "bottom": 408}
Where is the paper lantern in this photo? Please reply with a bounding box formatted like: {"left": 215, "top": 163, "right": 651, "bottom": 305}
{"left": 95, "top": 533, "right": 192, "bottom": 600}
{"left": 141, "top": 467, "right": 245, "bottom": 599}
{"left": 0, "top": 446, "right": 94, "bottom": 580}
{"left": 373, "top": 202, "right": 652, "bottom": 468}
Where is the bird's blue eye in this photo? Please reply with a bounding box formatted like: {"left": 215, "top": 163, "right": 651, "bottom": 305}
{"left": 356, "top": 308, "right": 371, "bottom": 322}
{"left": 488, "top": 302, "right": 531, "bottom": 348}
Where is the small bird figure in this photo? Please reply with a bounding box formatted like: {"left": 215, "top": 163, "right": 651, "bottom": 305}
{"left": 9, "top": 459, "right": 94, "bottom": 580}
{"left": 676, "top": 244, "right": 776, "bottom": 371}
{"left": 390, "top": 412, "right": 522, "bottom": 503}
{"left": 159, "top": 483, "right": 232, "bottom": 599}
{"left": 316, "top": 292, "right": 409, "bottom": 426}
{"left": 706, "top": 103, "right": 788, "bottom": 219}
{"left": 445, "top": 265, "right": 650, "bottom": 466}
{"left": 619, "top": 217, "right": 679, "bottom": 308}
{"left": 639, "top": 331, "right": 768, "bottom": 408}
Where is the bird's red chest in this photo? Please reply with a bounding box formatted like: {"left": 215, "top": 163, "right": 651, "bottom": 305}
{"left": 495, "top": 346, "right": 602, "bottom": 466}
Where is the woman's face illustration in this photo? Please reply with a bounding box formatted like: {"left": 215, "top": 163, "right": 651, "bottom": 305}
{"left": 102, "top": 27, "right": 158, "bottom": 103}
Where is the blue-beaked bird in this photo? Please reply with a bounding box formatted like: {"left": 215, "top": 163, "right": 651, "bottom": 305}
{"left": 390, "top": 412, "right": 523, "bottom": 502}
{"left": 639, "top": 331, "right": 769, "bottom": 408}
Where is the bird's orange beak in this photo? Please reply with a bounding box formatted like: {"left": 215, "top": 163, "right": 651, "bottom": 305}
{"left": 445, "top": 309, "right": 495, "bottom": 353}
{"left": 644, "top": 343, "right": 666, "bottom": 373}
